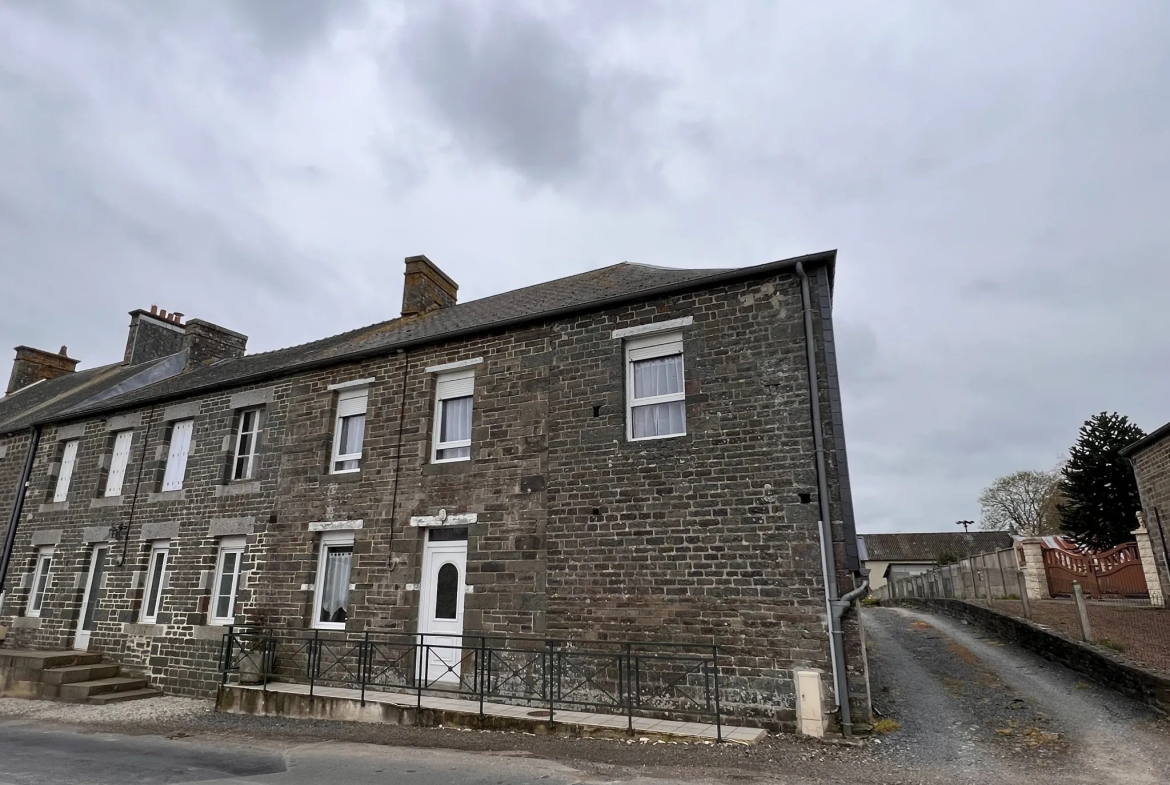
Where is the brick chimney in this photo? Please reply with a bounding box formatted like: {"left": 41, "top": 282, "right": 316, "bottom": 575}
{"left": 182, "top": 319, "right": 248, "bottom": 371}
{"left": 7, "top": 345, "right": 79, "bottom": 395}
{"left": 124, "top": 306, "right": 187, "bottom": 366}
{"left": 401, "top": 255, "right": 458, "bottom": 317}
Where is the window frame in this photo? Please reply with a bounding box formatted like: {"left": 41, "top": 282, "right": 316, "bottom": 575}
{"left": 312, "top": 531, "right": 355, "bottom": 630}
{"left": 161, "top": 419, "right": 194, "bottom": 491}
{"left": 27, "top": 546, "right": 54, "bottom": 617}
{"left": 231, "top": 408, "right": 263, "bottom": 481}
{"left": 104, "top": 430, "right": 134, "bottom": 497}
{"left": 53, "top": 439, "right": 79, "bottom": 502}
{"left": 330, "top": 388, "right": 368, "bottom": 474}
{"left": 625, "top": 331, "right": 687, "bottom": 442}
{"left": 140, "top": 541, "right": 170, "bottom": 624}
{"left": 209, "top": 536, "right": 246, "bottom": 626}
{"left": 431, "top": 368, "right": 474, "bottom": 463}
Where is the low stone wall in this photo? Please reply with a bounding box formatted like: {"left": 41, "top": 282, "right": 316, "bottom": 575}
{"left": 889, "top": 598, "right": 1170, "bottom": 715}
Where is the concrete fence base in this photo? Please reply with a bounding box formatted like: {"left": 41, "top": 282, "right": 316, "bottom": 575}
{"left": 888, "top": 597, "right": 1170, "bottom": 716}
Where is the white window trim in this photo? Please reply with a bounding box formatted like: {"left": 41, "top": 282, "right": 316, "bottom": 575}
{"left": 53, "top": 440, "right": 79, "bottom": 502}
{"left": 140, "top": 541, "right": 170, "bottom": 624}
{"left": 331, "top": 387, "right": 368, "bottom": 474}
{"left": 327, "top": 377, "right": 376, "bottom": 392}
{"left": 27, "top": 546, "right": 54, "bottom": 617}
{"left": 625, "top": 331, "right": 687, "bottom": 442}
{"left": 104, "top": 430, "right": 134, "bottom": 497}
{"left": 162, "top": 420, "right": 194, "bottom": 491}
{"left": 424, "top": 357, "right": 483, "bottom": 374}
{"left": 431, "top": 368, "right": 474, "bottom": 464}
{"left": 312, "top": 531, "right": 355, "bottom": 630}
{"left": 232, "top": 408, "right": 263, "bottom": 481}
{"left": 209, "top": 536, "right": 246, "bottom": 626}
{"left": 612, "top": 316, "right": 693, "bottom": 340}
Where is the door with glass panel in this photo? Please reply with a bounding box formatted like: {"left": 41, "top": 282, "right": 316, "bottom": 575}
{"left": 74, "top": 545, "right": 108, "bottom": 650}
{"left": 417, "top": 527, "right": 468, "bottom": 686}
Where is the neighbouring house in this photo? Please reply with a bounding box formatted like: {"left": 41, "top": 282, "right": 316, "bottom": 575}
{"left": 0, "top": 251, "right": 869, "bottom": 733}
{"left": 858, "top": 531, "right": 1014, "bottom": 592}
{"left": 1121, "top": 424, "right": 1170, "bottom": 605}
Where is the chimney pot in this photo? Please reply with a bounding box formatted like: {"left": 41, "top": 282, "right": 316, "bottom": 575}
{"left": 159, "top": 309, "right": 168, "bottom": 319}
{"left": 401, "top": 255, "right": 458, "bottom": 317}
{"left": 59, "top": 346, "right": 68, "bottom": 356}
{"left": 150, "top": 305, "right": 158, "bottom": 315}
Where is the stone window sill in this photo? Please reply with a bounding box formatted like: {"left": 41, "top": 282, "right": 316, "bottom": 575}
{"left": 323, "top": 471, "right": 363, "bottom": 484}
{"left": 37, "top": 501, "right": 70, "bottom": 513}
{"left": 146, "top": 490, "right": 186, "bottom": 503}
{"left": 89, "top": 496, "right": 124, "bottom": 509}
{"left": 421, "top": 461, "right": 474, "bottom": 477}
{"left": 215, "top": 481, "right": 262, "bottom": 497}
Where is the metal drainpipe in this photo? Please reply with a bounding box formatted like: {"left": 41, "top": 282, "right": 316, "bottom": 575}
{"left": 795, "top": 261, "right": 854, "bottom": 736}
{"left": 0, "top": 425, "right": 42, "bottom": 613}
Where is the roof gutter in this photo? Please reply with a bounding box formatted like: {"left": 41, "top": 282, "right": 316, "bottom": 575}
{"left": 53, "top": 251, "right": 837, "bottom": 424}
{"left": 0, "top": 425, "right": 40, "bottom": 614}
{"left": 795, "top": 260, "right": 854, "bottom": 737}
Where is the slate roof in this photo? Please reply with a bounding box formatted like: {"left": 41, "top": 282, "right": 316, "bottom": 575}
{"left": 0, "top": 355, "right": 185, "bottom": 435}
{"left": 54, "top": 251, "right": 835, "bottom": 421}
{"left": 858, "top": 532, "right": 1014, "bottom": 562}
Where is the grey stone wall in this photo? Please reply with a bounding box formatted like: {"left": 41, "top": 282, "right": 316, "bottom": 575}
{"left": 1131, "top": 438, "right": 1170, "bottom": 599}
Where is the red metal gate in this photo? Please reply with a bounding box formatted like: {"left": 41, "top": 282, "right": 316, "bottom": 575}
{"left": 1043, "top": 543, "right": 1149, "bottom": 599}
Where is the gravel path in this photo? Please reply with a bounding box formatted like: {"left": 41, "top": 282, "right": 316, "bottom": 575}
{"left": 865, "top": 606, "right": 1170, "bottom": 784}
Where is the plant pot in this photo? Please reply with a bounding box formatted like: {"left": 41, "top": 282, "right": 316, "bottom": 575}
{"left": 238, "top": 647, "right": 272, "bottom": 685}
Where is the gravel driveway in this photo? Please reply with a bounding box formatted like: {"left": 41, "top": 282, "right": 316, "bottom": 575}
{"left": 865, "top": 605, "right": 1170, "bottom": 784}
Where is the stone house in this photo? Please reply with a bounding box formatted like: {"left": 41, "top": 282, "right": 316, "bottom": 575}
{"left": 1121, "top": 424, "right": 1170, "bottom": 606}
{"left": 0, "top": 252, "right": 869, "bottom": 732}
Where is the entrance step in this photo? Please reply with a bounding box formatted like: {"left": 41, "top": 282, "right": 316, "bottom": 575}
{"left": 1, "top": 648, "right": 161, "bottom": 705}
{"left": 59, "top": 676, "right": 149, "bottom": 702}
{"left": 87, "top": 688, "right": 164, "bottom": 705}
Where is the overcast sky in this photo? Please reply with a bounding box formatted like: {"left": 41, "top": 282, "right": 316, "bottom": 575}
{"left": 2, "top": 1, "right": 1168, "bottom": 534}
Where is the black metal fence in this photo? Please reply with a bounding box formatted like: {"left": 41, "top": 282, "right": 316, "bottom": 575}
{"left": 219, "top": 628, "right": 723, "bottom": 741}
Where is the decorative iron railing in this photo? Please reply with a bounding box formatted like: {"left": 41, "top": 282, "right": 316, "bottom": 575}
{"left": 219, "top": 628, "right": 723, "bottom": 741}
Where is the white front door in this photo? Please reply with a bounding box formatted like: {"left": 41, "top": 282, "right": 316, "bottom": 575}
{"left": 74, "top": 545, "right": 108, "bottom": 651}
{"left": 417, "top": 528, "right": 468, "bottom": 686}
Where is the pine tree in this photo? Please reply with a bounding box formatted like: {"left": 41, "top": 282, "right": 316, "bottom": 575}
{"left": 1058, "top": 412, "right": 1146, "bottom": 550}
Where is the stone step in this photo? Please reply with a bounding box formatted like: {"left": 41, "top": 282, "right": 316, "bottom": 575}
{"left": 0, "top": 650, "right": 104, "bottom": 671}
{"left": 59, "top": 677, "right": 149, "bottom": 702}
{"left": 86, "top": 688, "right": 163, "bottom": 705}
{"left": 41, "top": 664, "right": 121, "bottom": 685}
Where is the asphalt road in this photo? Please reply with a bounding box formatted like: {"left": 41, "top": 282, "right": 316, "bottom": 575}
{"left": 0, "top": 725, "right": 592, "bottom": 785}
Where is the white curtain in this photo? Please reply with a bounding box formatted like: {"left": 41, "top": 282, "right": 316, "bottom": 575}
{"left": 319, "top": 547, "right": 352, "bottom": 623}
{"left": 632, "top": 401, "right": 686, "bottom": 438}
{"left": 633, "top": 355, "right": 683, "bottom": 399}
{"left": 338, "top": 413, "right": 365, "bottom": 456}
{"left": 441, "top": 396, "right": 473, "bottom": 443}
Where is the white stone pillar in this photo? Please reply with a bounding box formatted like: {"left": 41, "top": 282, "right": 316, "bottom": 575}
{"left": 1132, "top": 514, "right": 1166, "bottom": 608}
{"left": 1016, "top": 538, "right": 1050, "bottom": 601}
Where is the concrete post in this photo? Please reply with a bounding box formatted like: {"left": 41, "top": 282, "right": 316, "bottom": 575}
{"left": 1016, "top": 570, "right": 1032, "bottom": 620}
{"left": 1131, "top": 518, "right": 1166, "bottom": 608}
{"left": 1072, "top": 582, "right": 1093, "bottom": 642}
{"left": 1016, "top": 538, "right": 1050, "bottom": 601}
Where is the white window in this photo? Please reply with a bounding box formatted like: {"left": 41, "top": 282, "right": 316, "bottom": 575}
{"left": 104, "top": 430, "right": 134, "bottom": 497}
{"left": 626, "top": 332, "right": 686, "bottom": 440}
{"left": 232, "top": 409, "right": 262, "bottom": 481}
{"left": 52, "top": 440, "right": 79, "bottom": 502}
{"left": 140, "top": 541, "right": 170, "bottom": 623}
{"left": 312, "top": 532, "right": 354, "bottom": 630}
{"left": 209, "top": 536, "right": 246, "bottom": 625}
{"left": 161, "top": 419, "right": 193, "bottom": 491}
{"left": 331, "top": 388, "right": 367, "bottom": 473}
{"left": 27, "top": 546, "right": 53, "bottom": 617}
{"left": 432, "top": 369, "right": 474, "bottom": 462}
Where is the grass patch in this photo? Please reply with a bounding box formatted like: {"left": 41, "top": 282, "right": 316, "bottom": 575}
{"left": 1001, "top": 593, "right": 1020, "bottom": 600}
{"left": 1074, "top": 681, "right": 1090, "bottom": 690}
{"left": 861, "top": 596, "right": 881, "bottom": 607}
{"left": 872, "top": 718, "right": 901, "bottom": 734}
{"left": 1099, "top": 639, "right": 1126, "bottom": 653}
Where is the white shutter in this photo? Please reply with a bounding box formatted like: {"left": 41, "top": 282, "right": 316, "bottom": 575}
{"left": 627, "top": 332, "right": 683, "bottom": 362}
{"left": 162, "top": 420, "right": 193, "bottom": 491}
{"left": 104, "top": 430, "right": 133, "bottom": 497}
{"left": 436, "top": 369, "right": 474, "bottom": 400}
{"left": 53, "top": 440, "right": 79, "bottom": 502}
{"left": 336, "top": 388, "right": 368, "bottom": 418}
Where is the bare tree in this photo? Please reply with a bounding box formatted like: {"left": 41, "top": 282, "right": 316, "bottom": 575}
{"left": 979, "top": 469, "right": 1063, "bottom": 536}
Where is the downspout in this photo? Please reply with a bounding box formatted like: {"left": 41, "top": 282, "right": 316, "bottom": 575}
{"left": 0, "top": 425, "right": 42, "bottom": 614}
{"left": 795, "top": 261, "right": 855, "bottom": 736}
